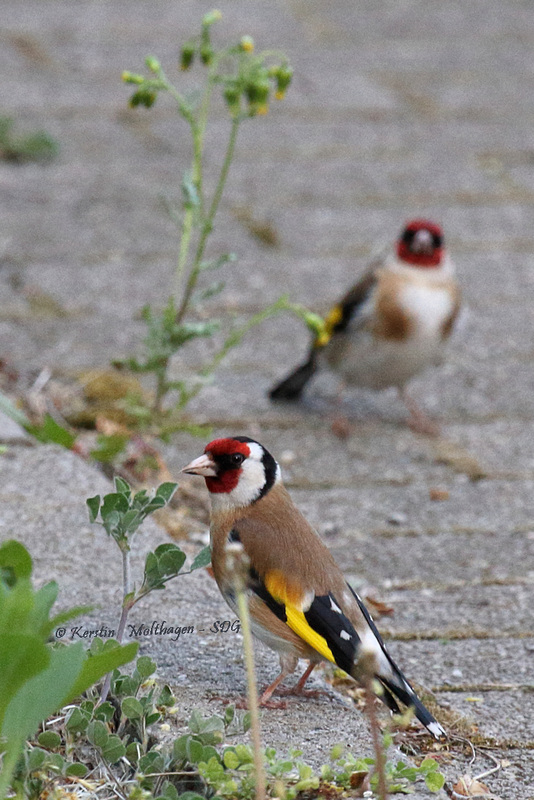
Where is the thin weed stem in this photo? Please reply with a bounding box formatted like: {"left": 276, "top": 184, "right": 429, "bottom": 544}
{"left": 236, "top": 587, "right": 266, "bottom": 800}
{"left": 227, "top": 542, "right": 266, "bottom": 800}
{"left": 364, "top": 678, "right": 389, "bottom": 800}
{"left": 175, "top": 114, "right": 240, "bottom": 324}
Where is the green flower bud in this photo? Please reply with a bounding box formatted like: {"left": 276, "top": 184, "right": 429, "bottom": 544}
{"left": 223, "top": 82, "right": 241, "bottom": 111}
{"left": 122, "top": 71, "right": 144, "bottom": 85}
{"left": 200, "top": 43, "right": 214, "bottom": 65}
{"left": 202, "top": 9, "right": 222, "bottom": 27}
{"left": 275, "top": 64, "right": 293, "bottom": 99}
{"left": 145, "top": 56, "right": 161, "bottom": 74}
{"left": 245, "top": 78, "right": 270, "bottom": 105}
{"left": 129, "top": 89, "right": 157, "bottom": 109}
{"left": 180, "top": 42, "right": 195, "bottom": 70}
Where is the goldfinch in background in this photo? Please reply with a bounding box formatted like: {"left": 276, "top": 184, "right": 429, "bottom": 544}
{"left": 183, "top": 436, "right": 446, "bottom": 739}
{"left": 270, "top": 219, "right": 461, "bottom": 435}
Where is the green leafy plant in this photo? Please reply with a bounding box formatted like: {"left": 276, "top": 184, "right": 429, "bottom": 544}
{"left": 169, "top": 720, "right": 446, "bottom": 799}
{"left": 0, "top": 540, "right": 137, "bottom": 800}
{"left": 0, "top": 390, "right": 77, "bottom": 449}
{"left": 116, "top": 11, "right": 315, "bottom": 432}
{"left": 11, "top": 690, "right": 252, "bottom": 800}
{"left": 7, "top": 679, "right": 446, "bottom": 800}
{"left": 324, "top": 739, "right": 445, "bottom": 795}
{"left": 0, "top": 116, "right": 59, "bottom": 162}
{"left": 87, "top": 477, "right": 211, "bottom": 700}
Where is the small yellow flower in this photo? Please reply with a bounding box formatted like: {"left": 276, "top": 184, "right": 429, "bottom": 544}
{"left": 257, "top": 104, "right": 269, "bottom": 115}
{"left": 240, "top": 35, "right": 254, "bottom": 52}
{"left": 275, "top": 90, "right": 285, "bottom": 100}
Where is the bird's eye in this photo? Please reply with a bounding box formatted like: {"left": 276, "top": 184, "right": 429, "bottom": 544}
{"left": 231, "top": 453, "right": 244, "bottom": 466}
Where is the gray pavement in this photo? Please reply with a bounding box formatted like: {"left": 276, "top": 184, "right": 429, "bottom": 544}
{"left": 2, "top": 1, "right": 534, "bottom": 797}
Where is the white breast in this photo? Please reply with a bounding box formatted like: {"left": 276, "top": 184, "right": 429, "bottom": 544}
{"left": 400, "top": 284, "right": 454, "bottom": 339}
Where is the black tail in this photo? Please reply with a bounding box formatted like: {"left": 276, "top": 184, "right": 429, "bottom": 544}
{"left": 347, "top": 584, "right": 446, "bottom": 740}
{"left": 378, "top": 676, "right": 445, "bottom": 740}
{"left": 269, "top": 352, "right": 317, "bottom": 401}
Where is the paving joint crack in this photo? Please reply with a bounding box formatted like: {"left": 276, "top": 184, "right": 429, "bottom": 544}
{"left": 382, "top": 629, "right": 534, "bottom": 642}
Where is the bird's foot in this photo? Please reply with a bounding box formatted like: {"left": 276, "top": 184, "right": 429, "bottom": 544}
{"left": 258, "top": 697, "right": 288, "bottom": 709}
{"left": 257, "top": 685, "right": 289, "bottom": 708}
{"left": 275, "top": 663, "right": 322, "bottom": 699}
{"left": 330, "top": 414, "right": 354, "bottom": 440}
{"left": 209, "top": 695, "right": 288, "bottom": 710}
{"left": 276, "top": 686, "right": 325, "bottom": 699}
{"left": 401, "top": 391, "right": 441, "bottom": 437}
{"left": 407, "top": 410, "right": 441, "bottom": 437}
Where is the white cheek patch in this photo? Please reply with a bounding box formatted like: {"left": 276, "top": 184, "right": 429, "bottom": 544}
{"left": 232, "top": 458, "right": 266, "bottom": 504}
{"left": 247, "top": 442, "right": 265, "bottom": 461}
{"left": 209, "top": 441, "right": 281, "bottom": 511}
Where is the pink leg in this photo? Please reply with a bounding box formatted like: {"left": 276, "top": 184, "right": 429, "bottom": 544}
{"left": 294, "top": 662, "right": 316, "bottom": 692}
{"left": 258, "top": 654, "right": 299, "bottom": 707}
{"left": 277, "top": 662, "right": 327, "bottom": 699}
{"left": 214, "top": 655, "right": 300, "bottom": 709}
{"left": 401, "top": 389, "right": 440, "bottom": 437}
{"left": 330, "top": 381, "right": 354, "bottom": 440}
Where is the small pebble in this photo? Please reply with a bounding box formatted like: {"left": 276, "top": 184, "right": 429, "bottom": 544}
{"left": 280, "top": 450, "right": 296, "bottom": 465}
{"left": 387, "top": 512, "right": 407, "bottom": 525}
{"left": 429, "top": 488, "right": 450, "bottom": 501}
{"left": 452, "top": 668, "right": 463, "bottom": 679}
{"left": 321, "top": 522, "right": 341, "bottom": 538}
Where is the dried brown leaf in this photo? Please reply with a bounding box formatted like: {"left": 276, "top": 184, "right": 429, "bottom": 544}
{"left": 364, "top": 593, "right": 395, "bottom": 617}
{"left": 433, "top": 441, "right": 487, "bottom": 481}
{"left": 350, "top": 770, "right": 370, "bottom": 795}
{"left": 95, "top": 416, "right": 131, "bottom": 436}
{"left": 452, "top": 774, "right": 492, "bottom": 796}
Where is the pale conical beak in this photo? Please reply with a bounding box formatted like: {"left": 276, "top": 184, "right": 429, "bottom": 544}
{"left": 412, "top": 228, "right": 433, "bottom": 253}
{"left": 182, "top": 453, "right": 218, "bottom": 477}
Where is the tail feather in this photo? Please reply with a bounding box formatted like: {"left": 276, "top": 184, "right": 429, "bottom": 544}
{"left": 269, "top": 353, "right": 317, "bottom": 401}
{"left": 347, "top": 583, "right": 446, "bottom": 740}
{"left": 379, "top": 676, "right": 446, "bottom": 741}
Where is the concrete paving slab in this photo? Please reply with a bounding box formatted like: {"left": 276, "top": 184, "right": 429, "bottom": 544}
{"left": 386, "top": 638, "right": 534, "bottom": 692}
{"left": 386, "top": 584, "right": 534, "bottom": 637}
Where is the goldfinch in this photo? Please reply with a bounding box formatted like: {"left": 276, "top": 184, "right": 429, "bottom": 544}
{"left": 270, "top": 219, "right": 461, "bottom": 434}
{"left": 182, "top": 436, "right": 446, "bottom": 739}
